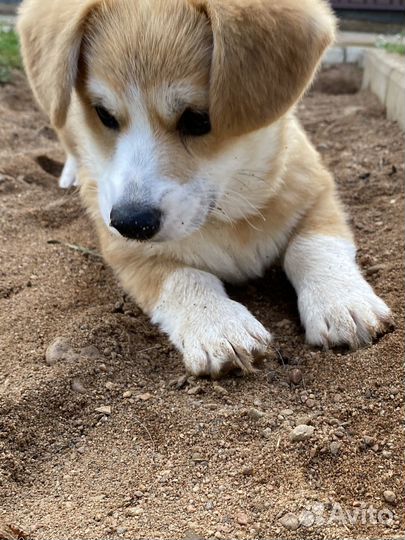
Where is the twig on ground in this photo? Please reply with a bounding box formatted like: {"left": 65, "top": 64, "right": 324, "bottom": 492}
{"left": 47, "top": 239, "right": 102, "bottom": 258}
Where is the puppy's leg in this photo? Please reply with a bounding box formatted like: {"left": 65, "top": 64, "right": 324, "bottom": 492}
{"left": 151, "top": 268, "right": 271, "bottom": 376}
{"left": 283, "top": 184, "right": 393, "bottom": 349}
{"left": 59, "top": 154, "right": 78, "bottom": 188}
{"left": 100, "top": 234, "right": 271, "bottom": 377}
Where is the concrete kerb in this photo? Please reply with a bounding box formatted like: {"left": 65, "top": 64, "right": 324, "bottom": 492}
{"left": 362, "top": 48, "right": 405, "bottom": 131}
{"left": 0, "top": 13, "right": 16, "bottom": 25}
{"left": 322, "top": 45, "right": 405, "bottom": 132}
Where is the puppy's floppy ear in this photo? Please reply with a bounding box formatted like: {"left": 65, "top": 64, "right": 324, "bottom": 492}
{"left": 17, "top": 0, "right": 101, "bottom": 129}
{"left": 192, "top": 0, "right": 336, "bottom": 136}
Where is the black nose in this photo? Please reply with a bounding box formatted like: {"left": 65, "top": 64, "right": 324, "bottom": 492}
{"left": 110, "top": 204, "right": 162, "bottom": 241}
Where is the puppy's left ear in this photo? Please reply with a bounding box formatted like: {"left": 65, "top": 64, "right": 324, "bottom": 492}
{"left": 17, "top": 0, "right": 101, "bottom": 129}
{"left": 192, "top": 0, "right": 336, "bottom": 136}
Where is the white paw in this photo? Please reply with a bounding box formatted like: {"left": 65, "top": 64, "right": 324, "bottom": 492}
{"left": 299, "top": 278, "right": 393, "bottom": 349}
{"left": 59, "top": 155, "right": 78, "bottom": 188}
{"left": 285, "top": 235, "right": 394, "bottom": 350}
{"left": 179, "top": 299, "right": 272, "bottom": 377}
{"left": 152, "top": 269, "right": 271, "bottom": 377}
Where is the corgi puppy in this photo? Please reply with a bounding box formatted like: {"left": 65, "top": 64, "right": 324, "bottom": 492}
{"left": 18, "top": 0, "right": 393, "bottom": 377}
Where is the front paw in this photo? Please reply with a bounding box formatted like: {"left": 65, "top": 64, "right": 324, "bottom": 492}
{"left": 152, "top": 269, "right": 271, "bottom": 377}
{"left": 177, "top": 300, "right": 271, "bottom": 377}
{"left": 299, "top": 280, "right": 394, "bottom": 349}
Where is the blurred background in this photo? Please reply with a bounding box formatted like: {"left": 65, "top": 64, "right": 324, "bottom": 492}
{"left": 3, "top": 0, "right": 405, "bottom": 30}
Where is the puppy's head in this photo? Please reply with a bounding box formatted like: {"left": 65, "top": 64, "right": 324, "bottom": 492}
{"left": 19, "top": 0, "right": 335, "bottom": 242}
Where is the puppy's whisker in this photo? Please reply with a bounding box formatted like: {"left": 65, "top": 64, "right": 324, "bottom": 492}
{"left": 221, "top": 190, "right": 267, "bottom": 221}
{"left": 217, "top": 202, "right": 263, "bottom": 232}
{"left": 210, "top": 207, "right": 234, "bottom": 225}
{"left": 244, "top": 215, "right": 262, "bottom": 232}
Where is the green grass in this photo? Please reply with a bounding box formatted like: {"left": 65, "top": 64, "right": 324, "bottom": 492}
{"left": 381, "top": 42, "right": 405, "bottom": 56}
{"left": 376, "top": 33, "right": 405, "bottom": 56}
{"left": 0, "top": 24, "right": 22, "bottom": 83}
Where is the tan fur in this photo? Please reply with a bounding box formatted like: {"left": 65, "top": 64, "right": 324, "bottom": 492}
{"left": 18, "top": 0, "right": 390, "bottom": 375}
{"left": 79, "top": 113, "right": 351, "bottom": 311}
{"left": 192, "top": 0, "right": 335, "bottom": 136}
{"left": 18, "top": 0, "right": 341, "bottom": 312}
{"left": 17, "top": 0, "right": 102, "bottom": 128}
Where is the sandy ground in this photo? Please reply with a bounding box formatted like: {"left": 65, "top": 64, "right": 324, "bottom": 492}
{"left": 0, "top": 66, "right": 404, "bottom": 540}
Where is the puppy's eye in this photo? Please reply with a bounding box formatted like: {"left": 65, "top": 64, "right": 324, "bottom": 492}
{"left": 94, "top": 105, "right": 120, "bottom": 130}
{"left": 177, "top": 108, "right": 211, "bottom": 137}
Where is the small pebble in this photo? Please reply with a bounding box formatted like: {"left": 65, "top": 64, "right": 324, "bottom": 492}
{"left": 138, "top": 392, "right": 152, "bottom": 401}
{"left": 279, "top": 512, "right": 300, "bottom": 531}
{"left": 71, "top": 378, "right": 87, "bottom": 394}
{"left": 191, "top": 454, "right": 206, "bottom": 463}
{"left": 45, "top": 337, "right": 75, "bottom": 365}
{"left": 280, "top": 408, "right": 294, "bottom": 416}
{"left": 289, "top": 424, "right": 315, "bottom": 442}
{"left": 330, "top": 441, "right": 342, "bottom": 455}
{"left": 126, "top": 507, "right": 144, "bottom": 516}
{"left": 123, "top": 390, "right": 133, "bottom": 398}
{"left": 299, "top": 510, "right": 315, "bottom": 527}
{"left": 183, "top": 529, "right": 204, "bottom": 540}
{"left": 363, "top": 435, "right": 374, "bottom": 447}
{"left": 262, "top": 428, "right": 272, "bottom": 439}
{"left": 168, "top": 374, "right": 188, "bottom": 389}
{"left": 105, "top": 381, "right": 114, "bottom": 390}
{"left": 248, "top": 408, "right": 266, "bottom": 420}
{"left": 213, "top": 383, "right": 228, "bottom": 395}
{"left": 242, "top": 467, "right": 254, "bottom": 476}
{"left": 188, "top": 386, "right": 203, "bottom": 396}
{"left": 175, "top": 374, "right": 189, "bottom": 389}
{"left": 288, "top": 368, "right": 303, "bottom": 385}
{"left": 367, "top": 263, "right": 386, "bottom": 275}
{"left": 236, "top": 512, "right": 249, "bottom": 525}
{"left": 383, "top": 490, "right": 396, "bottom": 504}
{"left": 95, "top": 405, "right": 111, "bottom": 415}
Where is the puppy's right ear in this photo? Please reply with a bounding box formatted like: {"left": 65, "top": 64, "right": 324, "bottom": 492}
{"left": 191, "top": 0, "right": 336, "bottom": 136}
{"left": 17, "top": 0, "right": 101, "bottom": 129}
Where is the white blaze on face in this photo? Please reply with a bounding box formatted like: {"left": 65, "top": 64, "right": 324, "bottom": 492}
{"left": 83, "top": 77, "right": 284, "bottom": 242}
{"left": 84, "top": 78, "right": 215, "bottom": 241}
{"left": 98, "top": 117, "right": 159, "bottom": 222}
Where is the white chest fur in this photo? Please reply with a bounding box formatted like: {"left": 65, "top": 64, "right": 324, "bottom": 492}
{"left": 146, "top": 214, "right": 298, "bottom": 283}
